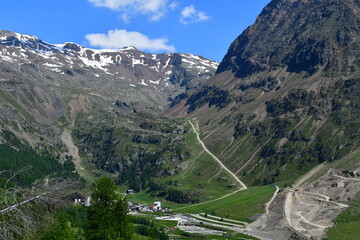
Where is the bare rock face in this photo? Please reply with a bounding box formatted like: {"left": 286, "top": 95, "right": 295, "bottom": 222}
{"left": 217, "top": 0, "right": 360, "bottom": 78}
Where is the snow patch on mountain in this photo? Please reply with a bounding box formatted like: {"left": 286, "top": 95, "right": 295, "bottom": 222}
{"left": 139, "top": 79, "right": 148, "bottom": 86}
{"left": 43, "top": 63, "right": 63, "bottom": 68}
{"left": 149, "top": 79, "right": 161, "bottom": 85}
{"left": 0, "top": 30, "right": 219, "bottom": 91}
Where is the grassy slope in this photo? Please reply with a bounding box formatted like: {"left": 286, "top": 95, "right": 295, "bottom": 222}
{"left": 127, "top": 122, "right": 275, "bottom": 223}
{"left": 326, "top": 196, "right": 360, "bottom": 240}
{"left": 172, "top": 185, "right": 275, "bottom": 222}
{"left": 190, "top": 75, "right": 360, "bottom": 191}
{"left": 127, "top": 123, "right": 241, "bottom": 204}
{"left": 326, "top": 222, "right": 360, "bottom": 240}
{"left": 127, "top": 191, "right": 156, "bottom": 205}
{"left": 158, "top": 122, "right": 240, "bottom": 201}
{"left": 0, "top": 88, "right": 36, "bottom": 123}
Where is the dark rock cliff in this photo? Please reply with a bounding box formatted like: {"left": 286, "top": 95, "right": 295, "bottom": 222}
{"left": 217, "top": 0, "right": 360, "bottom": 78}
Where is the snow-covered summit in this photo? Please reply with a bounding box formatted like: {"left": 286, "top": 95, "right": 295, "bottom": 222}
{"left": 0, "top": 30, "right": 218, "bottom": 92}
{"left": 120, "top": 46, "right": 138, "bottom": 51}
{"left": 0, "top": 30, "right": 39, "bottom": 42}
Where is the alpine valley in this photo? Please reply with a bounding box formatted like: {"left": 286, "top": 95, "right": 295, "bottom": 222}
{"left": 1, "top": 0, "right": 360, "bottom": 239}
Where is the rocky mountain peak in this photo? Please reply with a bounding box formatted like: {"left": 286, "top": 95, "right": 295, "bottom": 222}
{"left": 63, "top": 42, "right": 82, "bottom": 52}
{"left": 0, "top": 30, "right": 39, "bottom": 42}
{"left": 0, "top": 30, "right": 218, "bottom": 112}
{"left": 120, "top": 46, "right": 138, "bottom": 51}
{"left": 167, "top": 4, "right": 360, "bottom": 231}
{"left": 217, "top": 0, "right": 360, "bottom": 78}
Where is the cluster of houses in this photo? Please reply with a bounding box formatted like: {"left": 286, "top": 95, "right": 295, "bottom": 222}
{"left": 73, "top": 197, "right": 91, "bottom": 207}
{"left": 68, "top": 190, "right": 169, "bottom": 213}
{"left": 126, "top": 189, "right": 169, "bottom": 213}
{"left": 128, "top": 201, "right": 169, "bottom": 213}
{"left": 66, "top": 192, "right": 91, "bottom": 207}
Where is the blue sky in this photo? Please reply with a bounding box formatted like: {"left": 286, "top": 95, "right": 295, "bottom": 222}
{"left": 0, "top": 0, "right": 271, "bottom": 62}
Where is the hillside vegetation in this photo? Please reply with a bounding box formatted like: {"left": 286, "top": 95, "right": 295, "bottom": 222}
{"left": 0, "top": 129, "right": 81, "bottom": 187}
{"left": 169, "top": 0, "right": 360, "bottom": 187}
{"left": 73, "top": 108, "right": 240, "bottom": 203}
{"left": 326, "top": 194, "right": 360, "bottom": 240}
{"left": 173, "top": 185, "right": 275, "bottom": 222}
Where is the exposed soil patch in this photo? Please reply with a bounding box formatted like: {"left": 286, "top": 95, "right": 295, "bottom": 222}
{"left": 61, "top": 129, "right": 85, "bottom": 173}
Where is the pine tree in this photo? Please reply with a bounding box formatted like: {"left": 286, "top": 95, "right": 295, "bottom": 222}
{"left": 85, "top": 176, "right": 133, "bottom": 240}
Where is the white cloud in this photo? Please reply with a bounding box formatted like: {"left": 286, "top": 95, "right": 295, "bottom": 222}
{"left": 88, "top": 0, "right": 168, "bottom": 22}
{"left": 180, "top": 5, "right": 209, "bottom": 24}
{"left": 85, "top": 29, "right": 176, "bottom": 52}
{"left": 150, "top": 11, "right": 164, "bottom": 21}
{"left": 169, "top": 1, "right": 180, "bottom": 10}
{"left": 121, "top": 13, "right": 131, "bottom": 23}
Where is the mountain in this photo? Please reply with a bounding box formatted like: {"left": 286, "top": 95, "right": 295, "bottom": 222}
{"left": 0, "top": 30, "right": 220, "bottom": 191}
{"left": 0, "top": 30, "right": 217, "bottom": 146}
{"left": 0, "top": 30, "right": 218, "bottom": 109}
{"left": 168, "top": 0, "right": 360, "bottom": 186}
{"left": 1, "top": 1, "right": 360, "bottom": 239}
{"left": 217, "top": 0, "right": 360, "bottom": 78}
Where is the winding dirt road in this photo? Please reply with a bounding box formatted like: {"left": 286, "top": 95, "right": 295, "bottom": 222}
{"left": 188, "top": 119, "right": 247, "bottom": 189}
{"left": 292, "top": 163, "right": 325, "bottom": 188}
{"left": 284, "top": 163, "right": 350, "bottom": 238}
{"left": 265, "top": 186, "right": 279, "bottom": 215}
{"left": 284, "top": 163, "right": 325, "bottom": 238}
{"left": 174, "top": 188, "right": 244, "bottom": 211}
{"left": 174, "top": 120, "right": 248, "bottom": 211}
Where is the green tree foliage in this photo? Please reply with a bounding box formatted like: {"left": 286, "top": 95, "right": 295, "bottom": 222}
{"left": 131, "top": 217, "right": 168, "bottom": 240}
{"left": 85, "top": 177, "right": 133, "bottom": 240}
{"left": 259, "top": 143, "right": 276, "bottom": 158}
{"left": 73, "top": 115, "right": 189, "bottom": 193}
{"left": 0, "top": 144, "right": 63, "bottom": 186}
{"left": 63, "top": 160, "right": 76, "bottom": 172}
{"left": 66, "top": 205, "right": 86, "bottom": 229}
{"left": 39, "top": 213, "right": 75, "bottom": 240}
{"left": 166, "top": 189, "right": 197, "bottom": 204}
{"left": 147, "top": 180, "right": 199, "bottom": 204}
{"left": 265, "top": 89, "right": 317, "bottom": 117}
{"left": 0, "top": 130, "right": 83, "bottom": 187}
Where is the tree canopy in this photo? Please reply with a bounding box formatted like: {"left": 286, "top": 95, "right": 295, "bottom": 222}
{"left": 85, "top": 176, "right": 133, "bottom": 240}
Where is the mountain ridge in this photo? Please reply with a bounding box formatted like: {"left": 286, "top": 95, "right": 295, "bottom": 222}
{"left": 168, "top": 0, "right": 360, "bottom": 186}
{"left": 0, "top": 29, "right": 218, "bottom": 160}
{"left": 217, "top": 0, "right": 360, "bottom": 79}
{"left": 167, "top": 1, "right": 360, "bottom": 237}
{"left": 0, "top": 30, "right": 219, "bottom": 126}
{"left": 0, "top": 30, "right": 218, "bottom": 98}
{"left": 1, "top": 1, "right": 360, "bottom": 239}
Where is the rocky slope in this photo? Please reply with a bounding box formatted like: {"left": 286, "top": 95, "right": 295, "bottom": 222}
{"left": 168, "top": 0, "right": 360, "bottom": 186}
{"left": 0, "top": 30, "right": 218, "bottom": 109}
{"left": 0, "top": 31, "right": 219, "bottom": 189}
{"left": 217, "top": 0, "right": 360, "bottom": 78}
{"left": 0, "top": 30, "right": 217, "bottom": 148}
